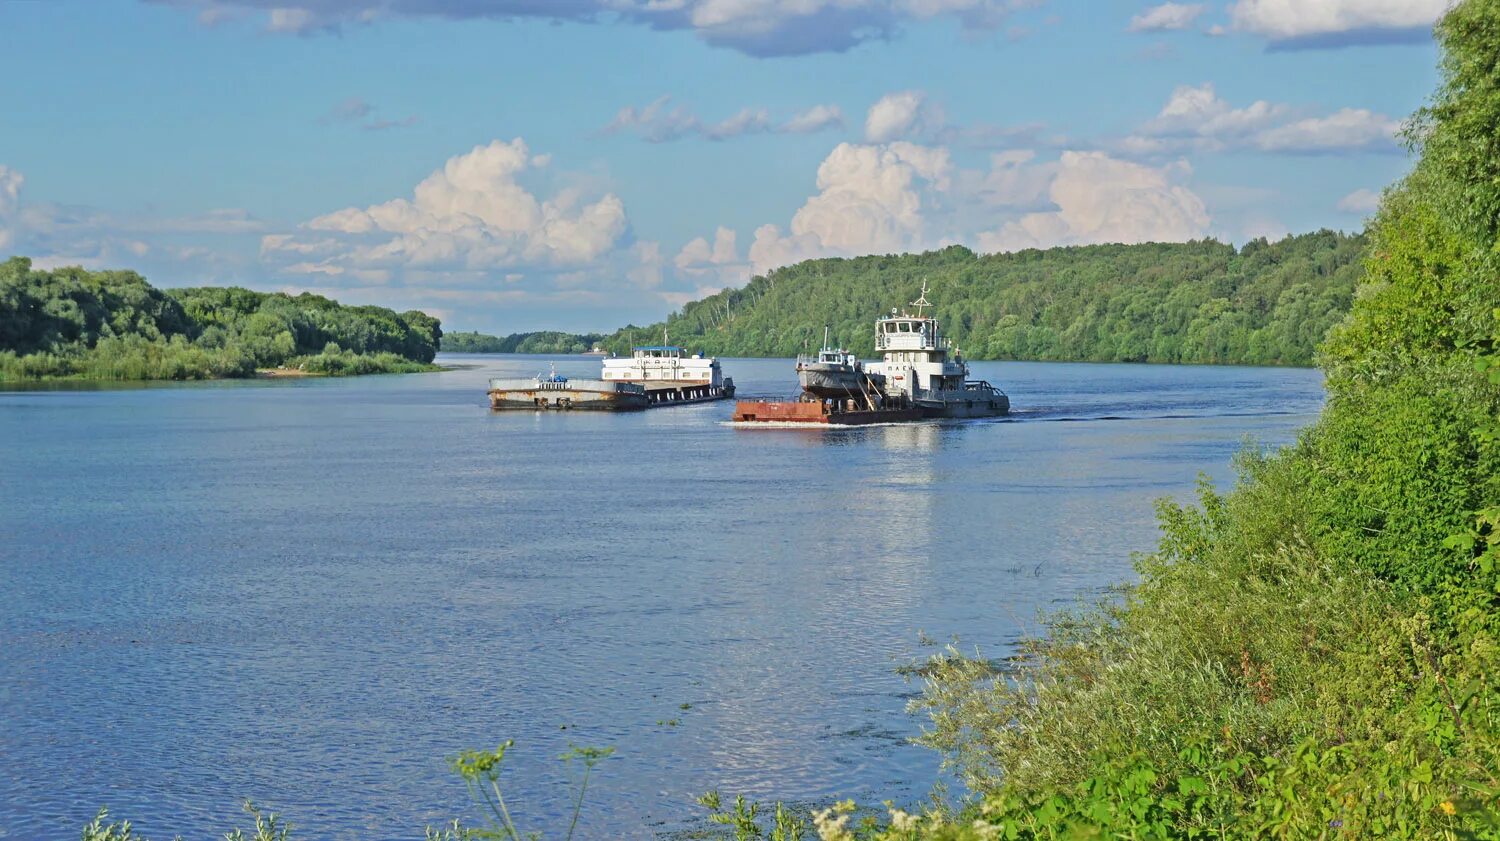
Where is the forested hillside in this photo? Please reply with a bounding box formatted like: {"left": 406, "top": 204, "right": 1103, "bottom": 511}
{"left": 0, "top": 257, "right": 442, "bottom": 380}
{"left": 607, "top": 231, "right": 1365, "bottom": 366}
{"left": 442, "top": 330, "right": 604, "bottom": 354}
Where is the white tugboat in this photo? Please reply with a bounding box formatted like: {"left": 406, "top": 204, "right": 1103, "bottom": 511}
{"left": 865, "top": 282, "right": 1009, "bottom": 418}
{"left": 734, "top": 282, "right": 1007, "bottom": 424}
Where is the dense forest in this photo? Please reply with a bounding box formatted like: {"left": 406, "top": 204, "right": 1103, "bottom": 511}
{"left": 442, "top": 330, "right": 604, "bottom": 354}
{"left": 603, "top": 231, "right": 1365, "bottom": 367}
{"left": 0, "top": 257, "right": 442, "bottom": 380}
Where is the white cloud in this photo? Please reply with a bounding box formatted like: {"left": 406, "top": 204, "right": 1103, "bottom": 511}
{"left": 606, "top": 97, "right": 702, "bottom": 143}
{"left": 1127, "top": 2, "right": 1205, "bottom": 32}
{"left": 1253, "top": 108, "right": 1400, "bottom": 153}
{"left": 606, "top": 97, "right": 844, "bottom": 142}
{"left": 263, "top": 138, "right": 628, "bottom": 276}
{"left": 705, "top": 107, "right": 772, "bottom": 140}
{"left": 749, "top": 141, "right": 952, "bottom": 273}
{"left": 782, "top": 104, "right": 846, "bottom": 134}
{"left": 1336, "top": 187, "right": 1382, "bottom": 214}
{"left": 0, "top": 165, "right": 23, "bottom": 251}
{"left": 978, "top": 152, "right": 1209, "bottom": 252}
{"left": 159, "top": 0, "right": 1049, "bottom": 57}
{"left": 1124, "top": 83, "right": 1400, "bottom": 155}
{"left": 1229, "top": 0, "right": 1446, "bottom": 46}
{"left": 864, "top": 90, "right": 942, "bottom": 142}
{"left": 674, "top": 226, "right": 751, "bottom": 286}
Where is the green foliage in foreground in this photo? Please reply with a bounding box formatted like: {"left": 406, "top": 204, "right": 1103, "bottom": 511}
{"left": 441, "top": 330, "right": 605, "bottom": 355}
{"left": 600, "top": 230, "right": 1364, "bottom": 366}
{"left": 823, "top": 2, "right": 1500, "bottom": 838}
{"left": 0, "top": 258, "right": 442, "bottom": 381}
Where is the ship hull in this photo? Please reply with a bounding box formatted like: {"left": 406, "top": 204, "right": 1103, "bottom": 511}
{"left": 732, "top": 398, "right": 922, "bottom": 426}
{"left": 489, "top": 378, "right": 648, "bottom": 411}
{"left": 914, "top": 390, "right": 1009, "bottom": 418}
{"left": 645, "top": 381, "right": 736, "bottom": 407}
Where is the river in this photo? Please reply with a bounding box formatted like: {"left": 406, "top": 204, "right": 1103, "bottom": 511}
{"left": 0, "top": 355, "right": 1323, "bottom": 839}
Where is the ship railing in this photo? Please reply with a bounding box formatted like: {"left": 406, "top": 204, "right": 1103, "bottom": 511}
{"left": 964, "top": 379, "right": 1007, "bottom": 396}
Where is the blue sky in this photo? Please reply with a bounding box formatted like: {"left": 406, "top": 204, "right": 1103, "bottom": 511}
{"left": 0, "top": 0, "right": 1443, "bottom": 333}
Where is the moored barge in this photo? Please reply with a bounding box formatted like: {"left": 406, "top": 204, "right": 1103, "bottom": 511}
{"left": 489, "top": 371, "right": 648, "bottom": 411}
{"left": 490, "top": 346, "right": 735, "bottom": 411}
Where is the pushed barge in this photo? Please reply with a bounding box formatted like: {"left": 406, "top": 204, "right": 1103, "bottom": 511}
{"left": 490, "top": 346, "right": 735, "bottom": 411}
{"left": 733, "top": 283, "right": 1008, "bottom": 426}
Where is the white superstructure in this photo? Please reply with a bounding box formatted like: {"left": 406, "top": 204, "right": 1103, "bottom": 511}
{"left": 865, "top": 282, "right": 1009, "bottom": 417}
{"left": 601, "top": 345, "right": 726, "bottom": 389}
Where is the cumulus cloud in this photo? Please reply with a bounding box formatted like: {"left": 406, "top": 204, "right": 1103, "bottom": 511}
{"left": 864, "top": 91, "right": 943, "bottom": 142}
{"left": 262, "top": 138, "right": 628, "bottom": 278}
{"left": 749, "top": 141, "right": 952, "bottom": 273}
{"left": 674, "top": 226, "right": 751, "bottom": 287}
{"left": 1336, "top": 188, "right": 1383, "bottom": 215}
{"left": 1229, "top": 0, "right": 1447, "bottom": 47}
{"left": 1123, "top": 83, "right": 1400, "bottom": 155}
{"left": 1127, "top": 2, "right": 1205, "bottom": 32}
{"left": 154, "top": 0, "right": 1049, "bottom": 57}
{"left": 606, "top": 97, "right": 844, "bottom": 142}
{"left": 978, "top": 152, "right": 1209, "bottom": 252}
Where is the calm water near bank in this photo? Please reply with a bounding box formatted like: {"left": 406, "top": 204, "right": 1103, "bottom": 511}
{"left": 0, "top": 355, "right": 1323, "bottom": 840}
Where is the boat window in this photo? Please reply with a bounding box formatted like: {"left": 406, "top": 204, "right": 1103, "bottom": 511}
{"left": 897, "top": 322, "right": 910, "bottom": 333}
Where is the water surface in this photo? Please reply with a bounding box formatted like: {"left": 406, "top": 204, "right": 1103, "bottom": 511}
{"left": 0, "top": 355, "right": 1323, "bottom": 839}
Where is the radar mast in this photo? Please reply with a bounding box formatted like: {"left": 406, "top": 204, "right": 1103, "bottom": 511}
{"left": 910, "top": 279, "right": 933, "bottom": 317}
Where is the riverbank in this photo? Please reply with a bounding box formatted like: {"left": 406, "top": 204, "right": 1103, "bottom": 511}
{"left": 0, "top": 259, "right": 443, "bottom": 384}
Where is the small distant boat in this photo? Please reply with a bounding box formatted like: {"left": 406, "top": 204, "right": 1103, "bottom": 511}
{"left": 580, "top": 346, "right": 610, "bottom": 356}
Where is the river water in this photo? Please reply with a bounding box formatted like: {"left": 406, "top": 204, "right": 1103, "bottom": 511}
{"left": 0, "top": 355, "right": 1323, "bottom": 840}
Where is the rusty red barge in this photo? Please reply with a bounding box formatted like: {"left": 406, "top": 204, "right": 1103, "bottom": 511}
{"left": 732, "top": 396, "right": 923, "bottom": 425}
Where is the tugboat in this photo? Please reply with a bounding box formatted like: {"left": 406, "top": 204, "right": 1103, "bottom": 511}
{"left": 796, "top": 327, "right": 887, "bottom": 400}
{"left": 866, "top": 281, "right": 1008, "bottom": 418}
{"left": 733, "top": 282, "right": 1007, "bottom": 425}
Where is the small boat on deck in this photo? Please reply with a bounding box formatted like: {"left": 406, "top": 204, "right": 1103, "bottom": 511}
{"left": 795, "top": 328, "right": 887, "bottom": 400}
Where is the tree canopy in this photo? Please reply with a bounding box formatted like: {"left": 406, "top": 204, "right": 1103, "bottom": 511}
{"left": 601, "top": 231, "right": 1365, "bottom": 366}
{"left": 0, "top": 258, "right": 442, "bottom": 380}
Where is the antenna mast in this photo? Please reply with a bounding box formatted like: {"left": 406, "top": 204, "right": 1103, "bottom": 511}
{"left": 911, "top": 279, "right": 933, "bottom": 317}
